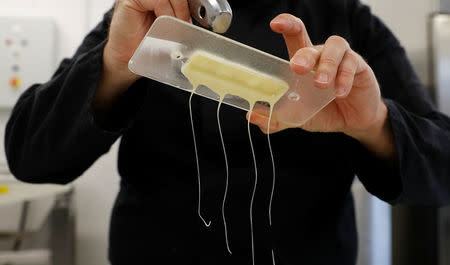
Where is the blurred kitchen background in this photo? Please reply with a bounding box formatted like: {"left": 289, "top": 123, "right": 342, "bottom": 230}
{"left": 0, "top": 0, "right": 449, "bottom": 265}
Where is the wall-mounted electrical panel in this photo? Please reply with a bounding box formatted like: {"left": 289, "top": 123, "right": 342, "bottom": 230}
{"left": 0, "top": 17, "right": 56, "bottom": 108}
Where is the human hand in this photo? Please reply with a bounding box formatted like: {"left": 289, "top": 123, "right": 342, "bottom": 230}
{"left": 248, "top": 14, "right": 395, "bottom": 158}
{"left": 94, "top": 0, "right": 191, "bottom": 113}
{"left": 104, "top": 0, "right": 191, "bottom": 81}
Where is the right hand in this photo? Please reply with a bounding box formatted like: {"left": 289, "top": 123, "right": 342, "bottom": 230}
{"left": 94, "top": 0, "right": 191, "bottom": 113}
{"left": 105, "top": 0, "right": 191, "bottom": 81}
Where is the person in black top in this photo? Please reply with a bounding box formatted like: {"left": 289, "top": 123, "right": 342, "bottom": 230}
{"left": 4, "top": 0, "right": 450, "bottom": 264}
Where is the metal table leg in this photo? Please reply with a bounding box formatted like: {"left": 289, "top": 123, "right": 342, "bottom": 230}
{"left": 49, "top": 188, "right": 75, "bottom": 265}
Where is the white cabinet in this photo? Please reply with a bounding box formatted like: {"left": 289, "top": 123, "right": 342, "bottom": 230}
{"left": 0, "top": 17, "right": 56, "bottom": 108}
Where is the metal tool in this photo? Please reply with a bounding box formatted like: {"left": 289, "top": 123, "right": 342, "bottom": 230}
{"left": 188, "top": 0, "right": 232, "bottom": 33}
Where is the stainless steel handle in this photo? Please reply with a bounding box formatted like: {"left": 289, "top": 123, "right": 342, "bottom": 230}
{"left": 188, "top": 0, "right": 232, "bottom": 33}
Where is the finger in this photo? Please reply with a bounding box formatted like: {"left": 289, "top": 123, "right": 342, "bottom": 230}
{"left": 270, "top": 14, "right": 313, "bottom": 58}
{"left": 314, "top": 35, "right": 350, "bottom": 89}
{"left": 334, "top": 50, "right": 360, "bottom": 98}
{"left": 290, "top": 46, "right": 322, "bottom": 75}
{"left": 169, "top": 0, "right": 191, "bottom": 22}
{"left": 154, "top": 0, "right": 175, "bottom": 17}
{"left": 132, "top": 0, "right": 158, "bottom": 11}
{"left": 258, "top": 126, "right": 280, "bottom": 135}
{"left": 246, "top": 111, "right": 279, "bottom": 132}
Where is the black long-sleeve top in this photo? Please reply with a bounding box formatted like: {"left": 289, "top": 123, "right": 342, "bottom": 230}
{"left": 4, "top": 0, "right": 450, "bottom": 264}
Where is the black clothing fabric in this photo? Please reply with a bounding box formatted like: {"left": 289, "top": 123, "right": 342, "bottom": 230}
{"left": 5, "top": 0, "right": 450, "bottom": 264}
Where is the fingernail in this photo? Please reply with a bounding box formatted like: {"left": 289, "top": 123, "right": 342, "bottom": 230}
{"left": 293, "top": 56, "right": 308, "bottom": 67}
{"left": 315, "top": 73, "right": 329, "bottom": 84}
{"left": 284, "top": 20, "right": 293, "bottom": 30}
{"left": 335, "top": 86, "right": 346, "bottom": 96}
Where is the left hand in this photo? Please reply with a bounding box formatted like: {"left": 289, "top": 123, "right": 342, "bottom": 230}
{"left": 248, "top": 14, "right": 388, "bottom": 142}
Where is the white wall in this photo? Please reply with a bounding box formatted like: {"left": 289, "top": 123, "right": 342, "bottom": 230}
{"left": 0, "top": 1, "right": 438, "bottom": 265}
{"left": 362, "top": 0, "right": 437, "bottom": 86}
{"left": 86, "top": 0, "right": 115, "bottom": 30}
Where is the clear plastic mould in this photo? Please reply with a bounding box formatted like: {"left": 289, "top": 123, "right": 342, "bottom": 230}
{"left": 129, "top": 16, "right": 336, "bottom": 126}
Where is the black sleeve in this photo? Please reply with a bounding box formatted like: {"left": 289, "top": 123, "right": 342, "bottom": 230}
{"left": 4, "top": 9, "right": 149, "bottom": 184}
{"left": 347, "top": 0, "right": 450, "bottom": 206}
